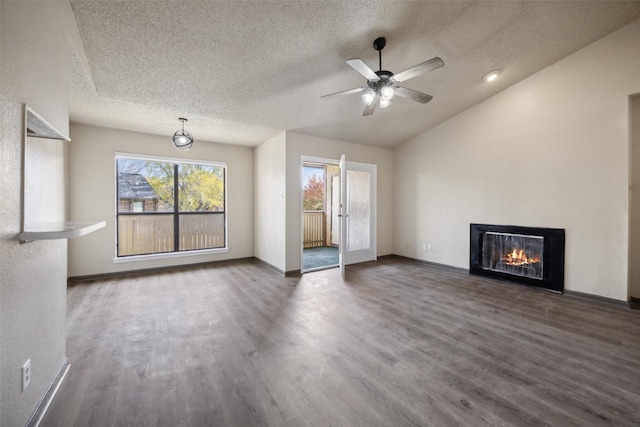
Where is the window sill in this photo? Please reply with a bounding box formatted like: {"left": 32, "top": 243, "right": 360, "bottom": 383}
{"left": 113, "top": 247, "right": 229, "bottom": 263}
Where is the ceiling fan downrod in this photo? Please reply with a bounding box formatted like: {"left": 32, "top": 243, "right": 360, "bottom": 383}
{"left": 373, "top": 37, "right": 386, "bottom": 72}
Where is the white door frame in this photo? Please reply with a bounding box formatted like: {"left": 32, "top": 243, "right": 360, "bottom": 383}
{"left": 300, "top": 155, "right": 339, "bottom": 273}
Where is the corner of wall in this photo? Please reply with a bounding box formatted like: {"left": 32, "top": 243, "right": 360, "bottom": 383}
{"left": 1, "top": 2, "right": 71, "bottom": 425}
{"left": 253, "top": 132, "right": 287, "bottom": 272}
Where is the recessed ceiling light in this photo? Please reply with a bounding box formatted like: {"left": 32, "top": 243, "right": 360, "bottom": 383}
{"left": 483, "top": 70, "right": 500, "bottom": 82}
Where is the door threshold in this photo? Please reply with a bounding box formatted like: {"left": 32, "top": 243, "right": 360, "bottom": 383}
{"left": 302, "top": 264, "right": 339, "bottom": 274}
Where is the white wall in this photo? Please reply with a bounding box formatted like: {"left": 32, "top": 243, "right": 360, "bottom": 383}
{"left": 394, "top": 19, "right": 640, "bottom": 301}
{"left": 629, "top": 95, "right": 640, "bottom": 299}
{"left": 68, "top": 123, "right": 254, "bottom": 277}
{"left": 285, "top": 132, "right": 394, "bottom": 273}
{"left": 254, "top": 132, "right": 287, "bottom": 272}
{"left": 0, "top": 2, "right": 70, "bottom": 425}
{"left": 24, "top": 137, "right": 68, "bottom": 226}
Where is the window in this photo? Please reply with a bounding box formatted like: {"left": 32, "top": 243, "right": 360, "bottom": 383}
{"left": 116, "top": 154, "right": 226, "bottom": 257}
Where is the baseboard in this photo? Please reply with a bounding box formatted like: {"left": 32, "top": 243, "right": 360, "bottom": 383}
{"left": 285, "top": 269, "right": 302, "bottom": 277}
{"left": 392, "top": 255, "right": 633, "bottom": 306}
{"left": 254, "top": 258, "right": 285, "bottom": 276}
{"left": 68, "top": 256, "right": 255, "bottom": 283}
{"left": 563, "top": 290, "right": 628, "bottom": 307}
{"left": 390, "top": 254, "right": 469, "bottom": 274}
{"left": 66, "top": 255, "right": 636, "bottom": 309}
{"left": 26, "top": 359, "right": 70, "bottom": 427}
{"left": 253, "top": 258, "right": 301, "bottom": 277}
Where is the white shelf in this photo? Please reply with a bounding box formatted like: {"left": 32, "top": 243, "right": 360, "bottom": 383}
{"left": 20, "top": 221, "right": 106, "bottom": 242}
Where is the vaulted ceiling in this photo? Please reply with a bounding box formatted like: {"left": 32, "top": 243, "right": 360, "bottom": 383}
{"left": 69, "top": 1, "right": 640, "bottom": 148}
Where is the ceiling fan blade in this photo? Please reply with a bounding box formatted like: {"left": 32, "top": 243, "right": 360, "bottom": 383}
{"left": 391, "top": 57, "right": 444, "bottom": 83}
{"left": 346, "top": 59, "right": 380, "bottom": 81}
{"left": 321, "top": 86, "right": 367, "bottom": 100}
{"left": 394, "top": 86, "right": 433, "bottom": 104}
{"left": 363, "top": 97, "right": 379, "bottom": 116}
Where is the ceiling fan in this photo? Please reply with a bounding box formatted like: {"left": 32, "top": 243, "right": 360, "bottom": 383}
{"left": 321, "top": 37, "right": 444, "bottom": 116}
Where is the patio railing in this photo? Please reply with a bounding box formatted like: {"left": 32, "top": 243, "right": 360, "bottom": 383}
{"left": 303, "top": 211, "right": 325, "bottom": 248}
{"left": 119, "top": 211, "right": 321, "bottom": 255}
{"left": 118, "top": 213, "right": 224, "bottom": 256}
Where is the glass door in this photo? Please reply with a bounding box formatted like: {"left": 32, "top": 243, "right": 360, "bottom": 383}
{"left": 339, "top": 155, "right": 377, "bottom": 276}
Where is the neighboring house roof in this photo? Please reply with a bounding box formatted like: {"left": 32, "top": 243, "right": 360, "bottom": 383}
{"left": 118, "top": 173, "right": 158, "bottom": 200}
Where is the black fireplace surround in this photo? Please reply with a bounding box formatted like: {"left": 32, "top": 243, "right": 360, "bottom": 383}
{"left": 470, "top": 224, "right": 565, "bottom": 293}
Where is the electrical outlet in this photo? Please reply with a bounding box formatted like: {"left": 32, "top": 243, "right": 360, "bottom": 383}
{"left": 422, "top": 244, "right": 427, "bottom": 251}
{"left": 266, "top": 243, "right": 270, "bottom": 252}
{"left": 22, "top": 359, "right": 31, "bottom": 391}
{"left": 428, "top": 245, "right": 432, "bottom": 251}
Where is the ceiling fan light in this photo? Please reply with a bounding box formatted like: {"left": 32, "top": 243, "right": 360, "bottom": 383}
{"left": 362, "top": 90, "right": 376, "bottom": 105}
{"left": 379, "top": 98, "right": 391, "bottom": 108}
{"left": 172, "top": 118, "right": 194, "bottom": 151}
{"left": 380, "top": 85, "right": 395, "bottom": 100}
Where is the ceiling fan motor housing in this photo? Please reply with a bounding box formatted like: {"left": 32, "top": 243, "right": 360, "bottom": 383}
{"left": 368, "top": 70, "right": 394, "bottom": 91}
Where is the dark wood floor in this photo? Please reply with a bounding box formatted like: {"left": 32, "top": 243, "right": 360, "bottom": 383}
{"left": 43, "top": 257, "right": 640, "bottom": 426}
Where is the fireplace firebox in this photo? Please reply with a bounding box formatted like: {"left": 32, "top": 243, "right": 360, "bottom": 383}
{"left": 470, "top": 224, "right": 565, "bottom": 293}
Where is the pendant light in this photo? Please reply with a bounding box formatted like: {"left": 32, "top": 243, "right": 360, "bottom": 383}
{"left": 172, "top": 118, "right": 193, "bottom": 151}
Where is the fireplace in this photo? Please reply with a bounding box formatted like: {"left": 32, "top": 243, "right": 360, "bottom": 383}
{"left": 470, "top": 224, "right": 565, "bottom": 293}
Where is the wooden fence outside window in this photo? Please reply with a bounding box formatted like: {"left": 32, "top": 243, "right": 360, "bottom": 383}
{"left": 118, "top": 213, "right": 224, "bottom": 256}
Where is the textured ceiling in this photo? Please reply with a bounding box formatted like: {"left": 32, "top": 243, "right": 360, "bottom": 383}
{"left": 68, "top": 1, "right": 640, "bottom": 148}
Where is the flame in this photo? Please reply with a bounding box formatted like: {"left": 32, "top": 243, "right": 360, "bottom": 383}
{"left": 501, "top": 248, "right": 540, "bottom": 266}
